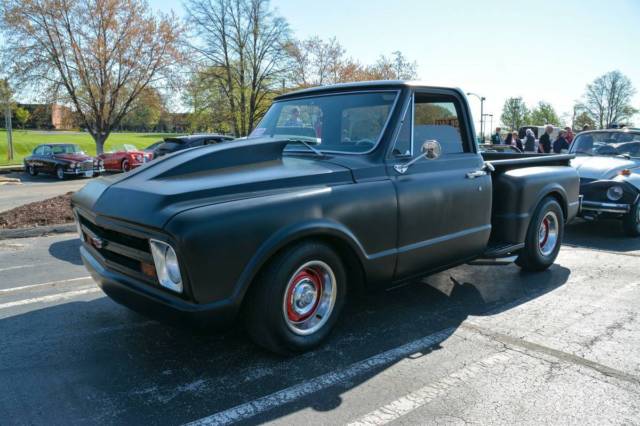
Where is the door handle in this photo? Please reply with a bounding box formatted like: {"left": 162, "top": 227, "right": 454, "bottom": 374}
{"left": 466, "top": 170, "right": 487, "bottom": 179}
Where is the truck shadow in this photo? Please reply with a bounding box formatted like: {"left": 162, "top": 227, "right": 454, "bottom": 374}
{"left": 565, "top": 219, "right": 640, "bottom": 252}
{"left": 48, "top": 237, "right": 83, "bottom": 265}
{"left": 0, "top": 263, "right": 570, "bottom": 424}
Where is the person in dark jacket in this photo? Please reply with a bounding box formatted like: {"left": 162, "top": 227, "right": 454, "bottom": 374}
{"left": 553, "top": 130, "right": 570, "bottom": 153}
{"left": 491, "top": 127, "right": 503, "bottom": 144}
{"left": 539, "top": 125, "right": 553, "bottom": 153}
{"left": 505, "top": 131, "right": 523, "bottom": 151}
{"left": 524, "top": 128, "right": 536, "bottom": 152}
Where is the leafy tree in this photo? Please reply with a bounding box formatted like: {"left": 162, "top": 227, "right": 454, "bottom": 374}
{"left": 574, "top": 111, "right": 595, "bottom": 130}
{"left": 529, "top": 102, "right": 560, "bottom": 126}
{"left": 1, "top": 0, "right": 182, "bottom": 152}
{"left": 186, "top": 0, "right": 291, "bottom": 136}
{"left": 183, "top": 67, "right": 233, "bottom": 134}
{"left": 14, "top": 106, "right": 30, "bottom": 128}
{"left": 120, "top": 88, "right": 164, "bottom": 131}
{"left": 500, "top": 97, "right": 529, "bottom": 130}
{"left": 579, "top": 70, "right": 637, "bottom": 128}
{"left": 368, "top": 51, "right": 418, "bottom": 80}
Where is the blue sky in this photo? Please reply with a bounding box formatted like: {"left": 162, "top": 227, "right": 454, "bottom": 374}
{"left": 152, "top": 0, "right": 640, "bottom": 126}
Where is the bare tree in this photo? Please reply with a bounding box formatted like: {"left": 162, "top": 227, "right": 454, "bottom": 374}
{"left": 186, "top": 0, "right": 290, "bottom": 136}
{"left": 1, "top": 0, "right": 182, "bottom": 153}
{"left": 368, "top": 51, "right": 418, "bottom": 80}
{"left": 579, "top": 70, "right": 637, "bottom": 128}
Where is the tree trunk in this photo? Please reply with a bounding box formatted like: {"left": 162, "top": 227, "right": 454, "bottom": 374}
{"left": 93, "top": 133, "right": 107, "bottom": 154}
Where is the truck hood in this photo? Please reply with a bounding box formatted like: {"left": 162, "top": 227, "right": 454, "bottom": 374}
{"left": 72, "top": 138, "right": 353, "bottom": 228}
{"left": 570, "top": 156, "right": 640, "bottom": 180}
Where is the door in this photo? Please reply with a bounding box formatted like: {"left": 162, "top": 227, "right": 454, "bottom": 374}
{"left": 40, "top": 145, "right": 55, "bottom": 174}
{"left": 390, "top": 91, "right": 492, "bottom": 279}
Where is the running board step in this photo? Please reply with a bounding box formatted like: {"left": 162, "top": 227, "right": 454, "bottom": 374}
{"left": 468, "top": 255, "right": 518, "bottom": 266}
{"left": 482, "top": 243, "right": 524, "bottom": 258}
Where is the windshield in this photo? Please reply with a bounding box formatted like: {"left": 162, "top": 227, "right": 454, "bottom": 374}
{"left": 52, "top": 144, "right": 83, "bottom": 155}
{"left": 248, "top": 91, "right": 399, "bottom": 154}
{"left": 570, "top": 131, "right": 640, "bottom": 158}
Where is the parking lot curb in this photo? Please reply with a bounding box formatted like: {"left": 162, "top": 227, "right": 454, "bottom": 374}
{"left": 0, "top": 223, "right": 76, "bottom": 240}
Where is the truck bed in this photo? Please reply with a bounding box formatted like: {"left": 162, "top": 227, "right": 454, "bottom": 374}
{"left": 481, "top": 152, "right": 575, "bottom": 171}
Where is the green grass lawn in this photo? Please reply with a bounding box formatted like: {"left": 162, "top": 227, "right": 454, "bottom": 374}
{"left": 0, "top": 130, "right": 183, "bottom": 165}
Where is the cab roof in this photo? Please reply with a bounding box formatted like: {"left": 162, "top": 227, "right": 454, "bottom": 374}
{"left": 275, "top": 80, "right": 464, "bottom": 101}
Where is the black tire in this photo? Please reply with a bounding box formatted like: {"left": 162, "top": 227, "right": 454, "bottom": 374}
{"left": 622, "top": 202, "right": 640, "bottom": 237}
{"left": 243, "top": 241, "right": 347, "bottom": 355}
{"left": 516, "top": 196, "right": 564, "bottom": 272}
{"left": 55, "top": 166, "right": 65, "bottom": 180}
{"left": 121, "top": 159, "right": 130, "bottom": 172}
{"left": 27, "top": 164, "right": 38, "bottom": 176}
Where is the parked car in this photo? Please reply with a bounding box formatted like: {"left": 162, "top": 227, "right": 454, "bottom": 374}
{"left": 143, "top": 141, "right": 162, "bottom": 156}
{"left": 98, "top": 144, "right": 153, "bottom": 173}
{"left": 569, "top": 128, "right": 640, "bottom": 236}
{"left": 72, "top": 81, "right": 579, "bottom": 354}
{"left": 152, "top": 134, "right": 235, "bottom": 158}
{"left": 24, "top": 143, "right": 104, "bottom": 180}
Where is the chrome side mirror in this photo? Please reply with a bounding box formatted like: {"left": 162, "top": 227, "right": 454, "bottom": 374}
{"left": 394, "top": 140, "right": 442, "bottom": 174}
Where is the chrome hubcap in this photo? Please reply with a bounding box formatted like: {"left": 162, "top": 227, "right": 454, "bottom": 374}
{"left": 283, "top": 260, "right": 336, "bottom": 336}
{"left": 538, "top": 211, "right": 559, "bottom": 256}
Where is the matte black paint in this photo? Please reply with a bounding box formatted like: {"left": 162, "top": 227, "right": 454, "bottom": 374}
{"left": 72, "top": 81, "right": 580, "bottom": 326}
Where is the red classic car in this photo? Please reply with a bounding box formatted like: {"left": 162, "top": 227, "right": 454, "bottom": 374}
{"left": 98, "top": 144, "right": 154, "bottom": 173}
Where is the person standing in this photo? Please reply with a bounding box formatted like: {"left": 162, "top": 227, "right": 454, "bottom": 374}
{"left": 511, "top": 131, "right": 523, "bottom": 151}
{"left": 565, "top": 126, "right": 574, "bottom": 144}
{"left": 539, "top": 125, "right": 553, "bottom": 153}
{"left": 524, "top": 128, "right": 536, "bottom": 152}
{"left": 553, "top": 130, "right": 570, "bottom": 153}
{"left": 491, "top": 127, "right": 503, "bottom": 144}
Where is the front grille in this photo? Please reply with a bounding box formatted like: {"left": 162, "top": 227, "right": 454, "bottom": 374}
{"left": 78, "top": 214, "right": 157, "bottom": 284}
{"left": 79, "top": 161, "right": 94, "bottom": 171}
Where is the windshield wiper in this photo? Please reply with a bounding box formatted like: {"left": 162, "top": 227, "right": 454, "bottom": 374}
{"left": 286, "top": 138, "right": 323, "bottom": 157}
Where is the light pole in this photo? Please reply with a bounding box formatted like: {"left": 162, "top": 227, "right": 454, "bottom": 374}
{"left": 466, "top": 92, "right": 486, "bottom": 143}
{"left": 483, "top": 114, "right": 493, "bottom": 142}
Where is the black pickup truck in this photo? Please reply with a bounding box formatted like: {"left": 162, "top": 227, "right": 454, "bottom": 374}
{"left": 72, "top": 81, "right": 580, "bottom": 354}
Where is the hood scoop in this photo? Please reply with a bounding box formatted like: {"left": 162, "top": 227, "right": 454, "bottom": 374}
{"left": 153, "top": 138, "right": 290, "bottom": 180}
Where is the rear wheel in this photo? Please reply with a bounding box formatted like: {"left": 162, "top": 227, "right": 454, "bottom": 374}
{"left": 243, "top": 241, "right": 346, "bottom": 355}
{"left": 516, "top": 197, "right": 564, "bottom": 271}
{"left": 622, "top": 202, "right": 640, "bottom": 237}
{"left": 55, "top": 166, "right": 65, "bottom": 180}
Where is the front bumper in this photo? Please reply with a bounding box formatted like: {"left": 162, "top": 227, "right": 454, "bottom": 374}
{"left": 580, "top": 200, "right": 631, "bottom": 214}
{"left": 65, "top": 167, "right": 105, "bottom": 176}
{"left": 81, "top": 244, "right": 238, "bottom": 328}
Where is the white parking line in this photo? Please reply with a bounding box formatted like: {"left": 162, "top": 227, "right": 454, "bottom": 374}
{"left": 0, "top": 287, "right": 102, "bottom": 310}
{"left": 347, "top": 352, "right": 512, "bottom": 426}
{"left": 185, "top": 327, "right": 457, "bottom": 426}
{"left": 0, "top": 262, "right": 55, "bottom": 273}
{"left": 0, "top": 276, "right": 92, "bottom": 293}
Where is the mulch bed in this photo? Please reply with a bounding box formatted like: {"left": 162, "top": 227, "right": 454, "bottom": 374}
{"left": 0, "top": 192, "right": 75, "bottom": 229}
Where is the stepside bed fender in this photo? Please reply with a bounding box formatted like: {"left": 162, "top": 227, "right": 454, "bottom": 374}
{"left": 491, "top": 166, "right": 577, "bottom": 244}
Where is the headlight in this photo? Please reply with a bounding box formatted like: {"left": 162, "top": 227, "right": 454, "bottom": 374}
{"left": 606, "top": 185, "right": 624, "bottom": 201}
{"left": 135, "top": 154, "right": 143, "bottom": 162}
{"left": 69, "top": 162, "right": 77, "bottom": 169}
{"left": 149, "top": 239, "right": 183, "bottom": 293}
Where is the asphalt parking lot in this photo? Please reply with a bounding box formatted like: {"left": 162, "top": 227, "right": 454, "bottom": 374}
{"left": 1, "top": 220, "right": 639, "bottom": 425}
{"left": 0, "top": 172, "right": 90, "bottom": 212}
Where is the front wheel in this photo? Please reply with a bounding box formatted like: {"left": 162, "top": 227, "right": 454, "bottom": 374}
{"left": 27, "top": 164, "right": 38, "bottom": 176}
{"left": 121, "top": 159, "right": 131, "bottom": 172}
{"left": 55, "top": 166, "right": 65, "bottom": 180}
{"left": 622, "top": 203, "right": 640, "bottom": 237}
{"left": 516, "top": 197, "right": 564, "bottom": 272}
{"left": 243, "top": 241, "right": 346, "bottom": 355}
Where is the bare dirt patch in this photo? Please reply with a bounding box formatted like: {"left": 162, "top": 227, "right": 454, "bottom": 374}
{"left": 0, "top": 192, "right": 74, "bottom": 229}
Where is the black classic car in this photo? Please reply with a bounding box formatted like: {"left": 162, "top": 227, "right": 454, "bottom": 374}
{"left": 24, "top": 144, "right": 104, "bottom": 180}
{"left": 72, "top": 81, "right": 580, "bottom": 354}
{"left": 151, "top": 134, "right": 235, "bottom": 158}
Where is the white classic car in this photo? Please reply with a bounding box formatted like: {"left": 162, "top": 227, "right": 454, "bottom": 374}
{"left": 570, "top": 129, "right": 640, "bottom": 236}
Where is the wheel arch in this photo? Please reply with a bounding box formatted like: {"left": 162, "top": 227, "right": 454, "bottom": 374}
{"left": 533, "top": 184, "right": 569, "bottom": 222}
{"left": 235, "top": 221, "right": 368, "bottom": 305}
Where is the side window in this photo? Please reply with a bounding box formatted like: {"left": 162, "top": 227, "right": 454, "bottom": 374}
{"left": 203, "top": 138, "right": 220, "bottom": 146}
{"left": 42, "top": 146, "right": 52, "bottom": 156}
{"left": 413, "top": 95, "right": 465, "bottom": 155}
